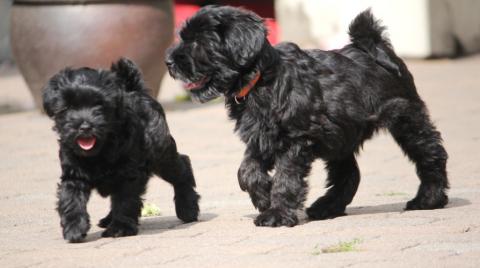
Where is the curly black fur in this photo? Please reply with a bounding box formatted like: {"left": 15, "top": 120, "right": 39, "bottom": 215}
{"left": 166, "top": 6, "right": 449, "bottom": 227}
{"left": 43, "top": 58, "right": 200, "bottom": 242}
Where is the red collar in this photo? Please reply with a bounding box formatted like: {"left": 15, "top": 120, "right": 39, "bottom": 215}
{"left": 234, "top": 71, "right": 261, "bottom": 104}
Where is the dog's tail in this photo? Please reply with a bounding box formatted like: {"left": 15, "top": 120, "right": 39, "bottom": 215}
{"left": 348, "top": 9, "right": 402, "bottom": 76}
{"left": 348, "top": 9, "right": 388, "bottom": 49}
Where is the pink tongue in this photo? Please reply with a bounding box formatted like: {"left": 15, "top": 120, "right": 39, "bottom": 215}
{"left": 185, "top": 81, "right": 201, "bottom": 90}
{"left": 77, "top": 137, "right": 96, "bottom": 151}
{"left": 184, "top": 78, "right": 207, "bottom": 90}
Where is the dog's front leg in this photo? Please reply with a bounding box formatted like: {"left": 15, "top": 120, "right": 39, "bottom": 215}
{"left": 57, "top": 179, "right": 91, "bottom": 243}
{"left": 101, "top": 178, "right": 146, "bottom": 238}
{"left": 254, "top": 144, "right": 313, "bottom": 227}
{"left": 238, "top": 149, "right": 273, "bottom": 212}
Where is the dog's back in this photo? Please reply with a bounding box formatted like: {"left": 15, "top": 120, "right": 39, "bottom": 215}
{"left": 293, "top": 9, "right": 420, "bottom": 107}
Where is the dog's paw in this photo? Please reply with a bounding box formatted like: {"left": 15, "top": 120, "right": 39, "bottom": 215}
{"left": 101, "top": 222, "right": 138, "bottom": 238}
{"left": 306, "top": 197, "right": 347, "bottom": 220}
{"left": 64, "top": 228, "right": 87, "bottom": 243}
{"left": 405, "top": 193, "right": 448, "bottom": 210}
{"left": 62, "top": 219, "right": 90, "bottom": 243}
{"left": 254, "top": 208, "right": 298, "bottom": 227}
{"left": 98, "top": 213, "right": 112, "bottom": 228}
{"left": 406, "top": 184, "right": 448, "bottom": 210}
{"left": 174, "top": 190, "right": 200, "bottom": 223}
{"left": 175, "top": 191, "right": 200, "bottom": 223}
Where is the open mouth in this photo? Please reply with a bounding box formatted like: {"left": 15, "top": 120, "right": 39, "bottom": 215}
{"left": 76, "top": 136, "right": 97, "bottom": 151}
{"left": 183, "top": 77, "right": 209, "bottom": 91}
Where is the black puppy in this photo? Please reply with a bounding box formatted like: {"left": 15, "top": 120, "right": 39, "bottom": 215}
{"left": 166, "top": 6, "right": 449, "bottom": 227}
{"left": 43, "top": 58, "right": 200, "bottom": 242}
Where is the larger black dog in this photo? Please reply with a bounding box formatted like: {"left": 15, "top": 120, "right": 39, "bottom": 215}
{"left": 166, "top": 6, "right": 449, "bottom": 227}
{"left": 43, "top": 58, "right": 200, "bottom": 242}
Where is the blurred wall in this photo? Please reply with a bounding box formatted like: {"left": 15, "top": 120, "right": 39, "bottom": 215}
{"left": 0, "top": 0, "right": 13, "bottom": 62}
{"left": 276, "top": 0, "right": 480, "bottom": 58}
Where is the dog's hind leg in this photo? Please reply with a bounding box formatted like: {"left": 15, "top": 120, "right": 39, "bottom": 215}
{"left": 386, "top": 101, "right": 449, "bottom": 210}
{"left": 238, "top": 148, "right": 274, "bottom": 212}
{"left": 306, "top": 154, "right": 360, "bottom": 220}
{"left": 254, "top": 144, "right": 313, "bottom": 227}
{"left": 155, "top": 138, "right": 200, "bottom": 223}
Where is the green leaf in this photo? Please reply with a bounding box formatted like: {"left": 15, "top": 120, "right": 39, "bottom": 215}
{"left": 141, "top": 203, "right": 161, "bottom": 217}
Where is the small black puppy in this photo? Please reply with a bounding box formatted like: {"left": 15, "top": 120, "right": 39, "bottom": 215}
{"left": 166, "top": 6, "right": 449, "bottom": 227}
{"left": 43, "top": 58, "right": 200, "bottom": 242}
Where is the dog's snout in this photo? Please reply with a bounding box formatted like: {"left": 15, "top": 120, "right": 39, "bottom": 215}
{"left": 165, "top": 57, "right": 174, "bottom": 67}
{"left": 79, "top": 122, "right": 92, "bottom": 131}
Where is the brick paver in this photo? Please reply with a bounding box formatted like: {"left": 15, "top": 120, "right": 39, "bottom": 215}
{"left": 0, "top": 56, "right": 479, "bottom": 267}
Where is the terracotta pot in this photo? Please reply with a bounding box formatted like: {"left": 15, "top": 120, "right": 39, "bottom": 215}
{"left": 10, "top": 0, "right": 174, "bottom": 109}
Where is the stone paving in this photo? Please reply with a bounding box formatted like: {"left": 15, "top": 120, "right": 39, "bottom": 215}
{"left": 0, "top": 56, "right": 479, "bottom": 267}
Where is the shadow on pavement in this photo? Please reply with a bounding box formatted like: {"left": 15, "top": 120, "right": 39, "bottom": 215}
{"left": 243, "top": 198, "right": 471, "bottom": 227}
{"left": 83, "top": 213, "right": 217, "bottom": 242}
{"left": 139, "top": 212, "right": 218, "bottom": 236}
{"left": 347, "top": 197, "right": 470, "bottom": 216}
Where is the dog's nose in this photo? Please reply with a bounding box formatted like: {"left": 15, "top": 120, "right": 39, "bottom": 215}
{"left": 165, "top": 57, "right": 174, "bottom": 68}
{"left": 79, "top": 122, "right": 92, "bottom": 131}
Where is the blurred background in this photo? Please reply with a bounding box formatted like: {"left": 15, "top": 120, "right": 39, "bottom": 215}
{"left": 0, "top": 0, "right": 479, "bottom": 114}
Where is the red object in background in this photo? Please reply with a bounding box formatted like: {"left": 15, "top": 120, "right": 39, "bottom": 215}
{"left": 264, "top": 19, "right": 278, "bottom": 45}
{"left": 174, "top": 3, "right": 200, "bottom": 29}
{"left": 174, "top": 0, "right": 278, "bottom": 44}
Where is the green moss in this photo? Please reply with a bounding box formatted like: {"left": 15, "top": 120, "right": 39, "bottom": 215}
{"left": 312, "top": 238, "right": 362, "bottom": 255}
{"left": 141, "top": 203, "right": 161, "bottom": 217}
{"left": 174, "top": 93, "right": 191, "bottom": 103}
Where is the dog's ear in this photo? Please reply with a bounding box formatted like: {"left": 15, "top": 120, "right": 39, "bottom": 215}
{"left": 110, "top": 58, "right": 146, "bottom": 92}
{"left": 222, "top": 11, "right": 267, "bottom": 68}
{"left": 42, "top": 69, "right": 72, "bottom": 117}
